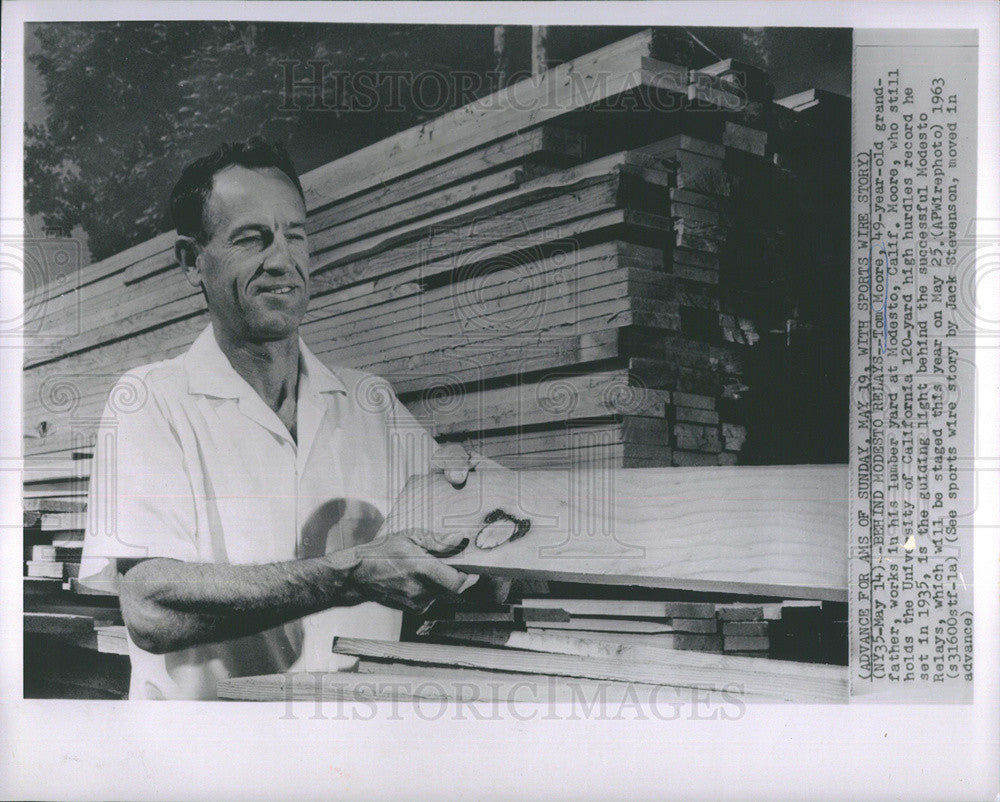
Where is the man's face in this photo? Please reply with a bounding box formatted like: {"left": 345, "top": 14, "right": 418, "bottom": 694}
{"left": 188, "top": 165, "right": 310, "bottom": 342}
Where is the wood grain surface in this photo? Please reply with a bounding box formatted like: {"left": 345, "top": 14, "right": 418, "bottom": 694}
{"left": 331, "top": 637, "right": 848, "bottom": 703}
{"left": 382, "top": 465, "right": 848, "bottom": 600}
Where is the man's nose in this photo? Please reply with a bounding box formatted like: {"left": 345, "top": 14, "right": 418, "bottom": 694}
{"left": 262, "top": 231, "right": 297, "bottom": 273}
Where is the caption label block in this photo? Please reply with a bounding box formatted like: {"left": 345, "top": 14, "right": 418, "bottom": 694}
{"left": 850, "top": 29, "right": 977, "bottom": 702}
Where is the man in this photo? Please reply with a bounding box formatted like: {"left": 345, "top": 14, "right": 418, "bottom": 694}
{"left": 80, "top": 138, "right": 478, "bottom": 700}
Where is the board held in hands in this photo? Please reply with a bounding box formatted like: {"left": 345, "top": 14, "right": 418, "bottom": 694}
{"left": 382, "top": 464, "right": 848, "bottom": 602}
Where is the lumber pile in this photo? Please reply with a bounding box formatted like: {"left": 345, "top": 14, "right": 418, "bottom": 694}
{"left": 218, "top": 630, "right": 849, "bottom": 704}
{"left": 22, "top": 459, "right": 88, "bottom": 585}
{"left": 21, "top": 456, "right": 130, "bottom": 695}
{"left": 417, "top": 597, "right": 841, "bottom": 659}
{"left": 22, "top": 28, "right": 848, "bottom": 472}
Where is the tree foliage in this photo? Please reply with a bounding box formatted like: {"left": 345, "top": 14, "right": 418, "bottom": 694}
{"left": 26, "top": 22, "right": 500, "bottom": 259}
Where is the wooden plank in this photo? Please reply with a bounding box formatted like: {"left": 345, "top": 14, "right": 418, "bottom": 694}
{"left": 695, "top": 59, "right": 772, "bottom": 102}
{"left": 22, "top": 600, "right": 122, "bottom": 624}
{"left": 26, "top": 561, "right": 69, "bottom": 579}
{"left": 304, "top": 206, "right": 666, "bottom": 320}
{"left": 22, "top": 479, "right": 89, "bottom": 495}
{"left": 717, "top": 605, "right": 765, "bottom": 621}
{"left": 475, "top": 439, "right": 673, "bottom": 471}
{"left": 25, "top": 294, "right": 700, "bottom": 432}
{"left": 723, "top": 621, "right": 770, "bottom": 637}
{"left": 525, "top": 628, "right": 708, "bottom": 650}
{"left": 311, "top": 163, "right": 547, "bottom": 252}
{"left": 30, "top": 246, "right": 182, "bottom": 342}
{"left": 559, "top": 631, "right": 721, "bottom": 652}
{"left": 636, "top": 133, "right": 725, "bottom": 161}
{"left": 380, "top": 330, "right": 626, "bottom": 396}
{"left": 23, "top": 577, "right": 63, "bottom": 595}
{"left": 35, "top": 231, "right": 174, "bottom": 298}
{"left": 373, "top": 333, "right": 626, "bottom": 398}
{"left": 448, "top": 610, "right": 517, "bottom": 623}
{"left": 331, "top": 637, "right": 848, "bottom": 703}
{"left": 402, "top": 370, "right": 670, "bottom": 437}
{"left": 40, "top": 512, "right": 86, "bottom": 531}
{"left": 304, "top": 241, "right": 664, "bottom": 355}
{"left": 415, "top": 623, "right": 723, "bottom": 656}
{"left": 23, "top": 612, "right": 95, "bottom": 637}
{"left": 494, "top": 452, "right": 673, "bottom": 471}
{"left": 50, "top": 531, "right": 85, "bottom": 546}
{"left": 774, "top": 88, "right": 819, "bottom": 111}
{"left": 31, "top": 544, "right": 81, "bottom": 561}
{"left": 25, "top": 186, "right": 641, "bottom": 371}
{"left": 416, "top": 621, "right": 520, "bottom": 645}
{"left": 525, "top": 617, "right": 676, "bottom": 634}
{"left": 308, "top": 244, "right": 679, "bottom": 349}
{"left": 310, "top": 271, "right": 687, "bottom": 375}
{"left": 306, "top": 128, "right": 584, "bottom": 237}
{"left": 349, "top": 657, "right": 781, "bottom": 705}
{"left": 95, "top": 625, "right": 130, "bottom": 655}
{"left": 21, "top": 497, "right": 87, "bottom": 513}
{"left": 724, "top": 636, "right": 770, "bottom": 652}
{"left": 723, "top": 121, "right": 768, "bottom": 157}
{"left": 217, "top": 668, "right": 761, "bottom": 705}
{"left": 670, "top": 618, "right": 720, "bottom": 634}
{"left": 22, "top": 460, "right": 88, "bottom": 483}
{"left": 381, "top": 465, "right": 848, "bottom": 600}
{"left": 465, "top": 418, "right": 673, "bottom": 458}
{"left": 308, "top": 151, "right": 670, "bottom": 277}
{"left": 323, "top": 296, "right": 684, "bottom": 386}
{"left": 457, "top": 421, "right": 668, "bottom": 461}
{"left": 67, "top": 578, "right": 117, "bottom": 596}
{"left": 516, "top": 598, "right": 717, "bottom": 619}
{"left": 300, "top": 31, "right": 685, "bottom": 209}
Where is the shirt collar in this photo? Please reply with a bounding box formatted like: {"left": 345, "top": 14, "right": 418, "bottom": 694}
{"left": 184, "top": 324, "right": 347, "bottom": 400}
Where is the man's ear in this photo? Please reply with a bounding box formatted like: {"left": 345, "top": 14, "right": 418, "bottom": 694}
{"left": 175, "top": 236, "right": 202, "bottom": 288}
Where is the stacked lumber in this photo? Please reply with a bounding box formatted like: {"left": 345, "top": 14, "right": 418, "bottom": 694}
{"left": 22, "top": 459, "right": 89, "bottom": 585}
{"left": 415, "top": 594, "right": 845, "bottom": 662}
{"left": 22, "top": 28, "right": 848, "bottom": 473}
{"left": 20, "top": 455, "right": 130, "bottom": 692}
{"left": 95, "top": 625, "right": 130, "bottom": 655}
{"left": 26, "top": 544, "right": 81, "bottom": 580}
{"left": 216, "top": 635, "right": 848, "bottom": 705}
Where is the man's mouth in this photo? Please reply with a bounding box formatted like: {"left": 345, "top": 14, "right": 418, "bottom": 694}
{"left": 255, "top": 284, "right": 298, "bottom": 296}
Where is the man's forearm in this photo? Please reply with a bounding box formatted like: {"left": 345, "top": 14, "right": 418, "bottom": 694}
{"left": 118, "top": 551, "right": 362, "bottom": 654}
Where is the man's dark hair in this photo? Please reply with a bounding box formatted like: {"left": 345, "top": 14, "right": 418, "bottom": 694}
{"left": 169, "top": 137, "right": 305, "bottom": 242}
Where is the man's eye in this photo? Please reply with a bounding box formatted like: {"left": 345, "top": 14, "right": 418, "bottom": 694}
{"left": 234, "top": 234, "right": 262, "bottom": 247}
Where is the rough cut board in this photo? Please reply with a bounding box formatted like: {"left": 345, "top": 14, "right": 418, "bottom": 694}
{"left": 332, "top": 637, "right": 848, "bottom": 703}
{"left": 382, "top": 465, "right": 848, "bottom": 601}
{"left": 216, "top": 668, "right": 775, "bottom": 705}
{"left": 516, "top": 599, "right": 717, "bottom": 619}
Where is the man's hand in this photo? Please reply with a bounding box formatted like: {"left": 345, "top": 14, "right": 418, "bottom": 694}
{"left": 424, "top": 445, "right": 505, "bottom": 597}
{"left": 342, "top": 532, "right": 473, "bottom": 614}
{"left": 431, "top": 443, "right": 482, "bottom": 488}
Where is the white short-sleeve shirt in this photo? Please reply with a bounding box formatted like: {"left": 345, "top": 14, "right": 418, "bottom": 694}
{"left": 79, "top": 324, "right": 437, "bottom": 699}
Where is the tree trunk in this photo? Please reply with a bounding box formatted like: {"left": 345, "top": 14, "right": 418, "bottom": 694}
{"left": 531, "top": 26, "right": 550, "bottom": 76}
{"left": 493, "top": 26, "right": 511, "bottom": 87}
